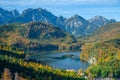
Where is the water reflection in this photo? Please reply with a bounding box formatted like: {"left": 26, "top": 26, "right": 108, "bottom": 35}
{"left": 30, "top": 52, "right": 89, "bottom": 70}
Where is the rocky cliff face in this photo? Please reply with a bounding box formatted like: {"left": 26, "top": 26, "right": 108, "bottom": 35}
{"left": 88, "top": 16, "right": 116, "bottom": 27}
{"left": 65, "top": 15, "right": 98, "bottom": 37}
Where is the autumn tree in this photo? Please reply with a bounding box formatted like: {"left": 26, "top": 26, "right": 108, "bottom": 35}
{"left": 2, "top": 68, "right": 12, "bottom": 80}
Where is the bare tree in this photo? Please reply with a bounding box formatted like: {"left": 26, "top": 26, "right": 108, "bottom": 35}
{"left": 14, "top": 72, "right": 19, "bottom": 80}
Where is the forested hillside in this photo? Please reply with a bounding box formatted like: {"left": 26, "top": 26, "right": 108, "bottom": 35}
{"left": 87, "top": 22, "right": 120, "bottom": 42}
{"left": 0, "top": 44, "right": 85, "bottom": 80}
{"left": 0, "top": 22, "right": 81, "bottom": 54}
{"left": 80, "top": 22, "right": 120, "bottom": 78}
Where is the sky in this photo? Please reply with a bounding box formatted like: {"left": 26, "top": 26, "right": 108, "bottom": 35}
{"left": 0, "top": 0, "right": 120, "bottom": 21}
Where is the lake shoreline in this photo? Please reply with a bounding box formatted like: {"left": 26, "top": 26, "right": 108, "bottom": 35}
{"left": 29, "top": 51, "right": 89, "bottom": 71}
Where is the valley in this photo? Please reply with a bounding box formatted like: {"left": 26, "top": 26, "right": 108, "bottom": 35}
{"left": 0, "top": 7, "right": 120, "bottom": 80}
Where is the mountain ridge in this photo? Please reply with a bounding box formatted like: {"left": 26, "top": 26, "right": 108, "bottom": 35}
{"left": 0, "top": 7, "right": 117, "bottom": 37}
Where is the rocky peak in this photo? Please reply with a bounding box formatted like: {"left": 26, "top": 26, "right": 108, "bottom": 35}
{"left": 89, "top": 16, "right": 110, "bottom": 27}
{"left": 11, "top": 8, "right": 57, "bottom": 24}
{"left": 65, "top": 15, "right": 90, "bottom": 37}
{"left": 109, "top": 19, "right": 116, "bottom": 23}
{"left": 67, "top": 15, "right": 86, "bottom": 22}
{"left": 10, "top": 9, "right": 20, "bottom": 18}
{"left": 57, "top": 16, "right": 66, "bottom": 21}
{"left": 0, "top": 7, "right": 19, "bottom": 24}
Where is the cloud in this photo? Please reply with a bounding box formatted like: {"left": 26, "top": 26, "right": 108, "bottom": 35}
{"left": 41, "top": 0, "right": 120, "bottom": 5}
{"left": 0, "top": 0, "right": 119, "bottom": 21}
{"left": 46, "top": 7, "right": 71, "bottom": 16}
{"left": 0, "top": 0, "right": 119, "bottom": 6}
{"left": 0, "top": 0, "right": 36, "bottom": 6}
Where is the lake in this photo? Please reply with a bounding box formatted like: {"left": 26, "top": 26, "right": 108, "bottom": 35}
{"left": 29, "top": 52, "right": 89, "bottom": 70}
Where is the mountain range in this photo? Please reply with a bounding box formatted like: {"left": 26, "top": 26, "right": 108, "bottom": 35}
{"left": 0, "top": 7, "right": 120, "bottom": 79}
{"left": 0, "top": 7, "right": 116, "bottom": 37}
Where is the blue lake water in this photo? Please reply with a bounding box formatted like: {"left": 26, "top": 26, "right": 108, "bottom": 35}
{"left": 30, "top": 52, "right": 89, "bottom": 70}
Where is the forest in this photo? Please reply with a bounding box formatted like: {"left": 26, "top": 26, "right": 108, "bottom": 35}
{"left": 0, "top": 44, "right": 85, "bottom": 80}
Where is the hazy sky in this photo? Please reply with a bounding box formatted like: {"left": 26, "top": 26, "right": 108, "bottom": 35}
{"left": 0, "top": 0, "right": 120, "bottom": 21}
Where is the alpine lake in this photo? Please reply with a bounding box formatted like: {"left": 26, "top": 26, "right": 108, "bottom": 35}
{"left": 29, "top": 51, "right": 89, "bottom": 71}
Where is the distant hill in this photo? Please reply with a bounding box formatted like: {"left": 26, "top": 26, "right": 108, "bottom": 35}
{"left": 87, "top": 22, "right": 120, "bottom": 42}
{"left": 0, "top": 7, "right": 116, "bottom": 37}
{"left": 0, "top": 22, "right": 80, "bottom": 53}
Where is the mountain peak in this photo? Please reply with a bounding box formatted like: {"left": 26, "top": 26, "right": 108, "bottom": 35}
{"left": 24, "top": 8, "right": 33, "bottom": 11}
{"left": 22, "top": 8, "right": 49, "bottom": 13}
{"left": 94, "top": 15, "right": 103, "bottom": 18}
{"left": 12, "top": 9, "right": 18, "bottom": 12}
{"left": 67, "top": 14, "right": 86, "bottom": 22}
{"left": 58, "top": 15, "right": 64, "bottom": 18}
{"left": 73, "top": 14, "right": 84, "bottom": 19}
{"left": 10, "top": 8, "right": 57, "bottom": 24}
{"left": 65, "top": 14, "right": 90, "bottom": 37}
{"left": 58, "top": 16, "right": 66, "bottom": 20}
{"left": 74, "top": 14, "right": 80, "bottom": 17}
{"left": 109, "top": 19, "right": 116, "bottom": 23}
{"left": 22, "top": 8, "right": 33, "bottom": 13}
{"left": 10, "top": 9, "right": 20, "bottom": 18}
{"left": 89, "top": 15, "right": 110, "bottom": 27}
{"left": 0, "top": 7, "right": 4, "bottom": 11}
{"left": 92, "top": 16, "right": 107, "bottom": 20}
{"left": 0, "top": 7, "right": 20, "bottom": 24}
{"left": 0, "top": 7, "right": 9, "bottom": 12}
{"left": 35, "top": 8, "right": 47, "bottom": 12}
{"left": 37, "top": 8, "right": 43, "bottom": 10}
